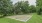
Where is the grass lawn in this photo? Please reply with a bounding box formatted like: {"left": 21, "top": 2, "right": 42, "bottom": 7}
{"left": 27, "top": 13, "right": 42, "bottom": 23}
{"left": 0, "top": 18, "right": 25, "bottom": 23}
{"left": 0, "top": 13, "right": 42, "bottom": 23}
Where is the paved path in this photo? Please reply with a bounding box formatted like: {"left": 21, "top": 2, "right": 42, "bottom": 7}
{"left": 6, "top": 15, "right": 32, "bottom": 22}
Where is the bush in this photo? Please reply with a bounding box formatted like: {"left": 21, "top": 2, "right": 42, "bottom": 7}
{"left": 37, "top": 8, "right": 42, "bottom": 15}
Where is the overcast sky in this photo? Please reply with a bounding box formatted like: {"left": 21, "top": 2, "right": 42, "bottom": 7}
{"left": 11, "top": 0, "right": 36, "bottom": 6}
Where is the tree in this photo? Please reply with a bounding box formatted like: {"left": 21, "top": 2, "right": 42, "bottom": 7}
{"left": 0, "top": 0, "right": 14, "bottom": 17}
{"left": 21, "top": 1, "right": 29, "bottom": 13}
{"left": 36, "top": 0, "right": 42, "bottom": 15}
{"left": 29, "top": 5, "right": 36, "bottom": 13}
{"left": 14, "top": 1, "right": 29, "bottom": 14}
{"left": 14, "top": 1, "right": 23, "bottom": 14}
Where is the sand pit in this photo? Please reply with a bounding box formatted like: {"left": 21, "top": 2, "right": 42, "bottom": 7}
{"left": 6, "top": 15, "right": 32, "bottom": 22}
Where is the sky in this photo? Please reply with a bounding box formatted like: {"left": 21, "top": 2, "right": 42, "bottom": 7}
{"left": 11, "top": 0, "right": 36, "bottom": 6}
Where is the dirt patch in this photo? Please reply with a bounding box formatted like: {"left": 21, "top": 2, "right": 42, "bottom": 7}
{"left": 6, "top": 15, "right": 32, "bottom": 22}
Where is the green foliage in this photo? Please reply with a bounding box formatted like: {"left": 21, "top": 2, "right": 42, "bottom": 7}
{"left": 21, "top": 1, "right": 29, "bottom": 13}
{"left": 37, "top": 0, "right": 42, "bottom": 15}
{"left": 29, "top": 5, "right": 36, "bottom": 13}
{"left": 0, "top": 0, "right": 14, "bottom": 17}
{"left": 14, "top": 1, "right": 29, "bottom": 14}
{"left": 37, "top": 8, "right": 42, "bottom": 15}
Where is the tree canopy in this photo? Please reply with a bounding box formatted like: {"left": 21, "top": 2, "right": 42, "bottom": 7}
{"left": 0, "top": 0, "right": 14, "bottom": 17}
{"left": 37, "top": 0, "right": 42, "bottom": 15}
{"left": 14, "top": 1, "right": 29, "bottom": 14}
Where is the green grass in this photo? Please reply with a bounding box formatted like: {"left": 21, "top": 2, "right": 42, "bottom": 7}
{"left": 27, "top": 13, "right": 42, "bottom": 23}
{"left": 0, "top": 13, "right": 42, "bottom": 23}
{"left": 0, "top": 18, "right": 25, "bottom": 23}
